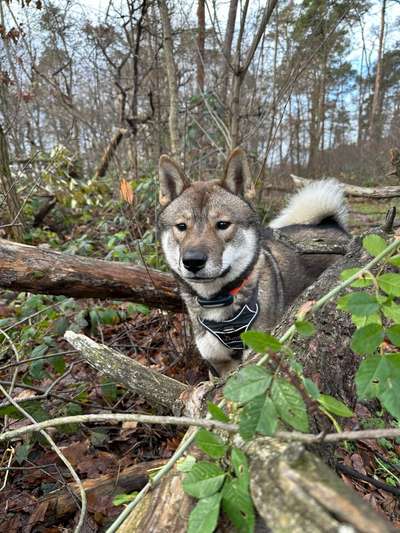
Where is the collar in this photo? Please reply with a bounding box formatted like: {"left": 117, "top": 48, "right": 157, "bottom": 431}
{"left": 196, "top": 274, "right": 252, "bottom": 309}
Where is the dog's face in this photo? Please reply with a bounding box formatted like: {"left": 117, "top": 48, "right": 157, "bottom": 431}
{"left": 158, "top": 149, "right": 259, "bottom": 297}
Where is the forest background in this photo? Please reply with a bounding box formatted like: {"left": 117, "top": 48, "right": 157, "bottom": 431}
{"left": 1, "top": 0, "right": 400, "bottom": 530}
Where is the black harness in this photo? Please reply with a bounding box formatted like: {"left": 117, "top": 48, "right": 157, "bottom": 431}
{"left": 197, "top": 285, "right": 259, "bottom": 352}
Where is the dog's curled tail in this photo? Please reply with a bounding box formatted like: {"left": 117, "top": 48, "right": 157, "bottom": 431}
{"left": 269, "top": 178, "right": 347, "bottom": 229}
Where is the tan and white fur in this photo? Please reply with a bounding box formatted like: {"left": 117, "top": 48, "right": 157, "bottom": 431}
{"left": 157, "top": 148, "right": 349, "bottom": 376}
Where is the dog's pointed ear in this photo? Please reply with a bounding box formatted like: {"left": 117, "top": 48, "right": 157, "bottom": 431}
{"left": 158, "top": 155, "right": 189, "bottom": 206}
{"left": 221, "top": 148, "right": 255, "bottom": 200}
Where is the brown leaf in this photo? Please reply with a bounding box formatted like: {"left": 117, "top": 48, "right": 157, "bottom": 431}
{"left": 26, "top": 500, "right": 49, "bottom": 533}
{"left": 119, "top": 179, "right": 134, "bottom": 204}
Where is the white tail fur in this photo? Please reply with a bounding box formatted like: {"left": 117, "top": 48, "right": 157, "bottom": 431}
{"left": 269, "top": 179, "right": 347, "bottom": 229}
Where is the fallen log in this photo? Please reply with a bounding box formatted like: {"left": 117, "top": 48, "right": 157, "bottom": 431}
{"left": 40, "top": 458, "right": 166, "bottom": 520}
{"left": 291, "top": 173, "right": 400, "bottom": 199}
{"left": 0, "top": 238, "right": 182, "bottom": 312}
{"left": 64, "top": 331, "right": 188, "bottom": 412}
{"left": 0, "top": 235, "right": 348, "bottom": 314}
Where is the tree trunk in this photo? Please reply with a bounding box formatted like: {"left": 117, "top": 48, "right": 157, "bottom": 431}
{"left": 0, "top": 124, "right": 24, "bottom": 241}
{"left": 369, "top": 0, "right": 386, "bottom": 143}
{"left": 196, "top": 0, "right": 205, "bottom": 94}
{"left": 158, "top": 0, "right": 180, "bottom": 158}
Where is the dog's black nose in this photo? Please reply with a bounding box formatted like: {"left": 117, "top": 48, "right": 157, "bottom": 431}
{"left": 182, "top": 250, "right": 208, "bottom": 273}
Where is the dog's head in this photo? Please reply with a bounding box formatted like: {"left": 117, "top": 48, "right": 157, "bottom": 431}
{"left": 157, "top": 148, "right": 259, "bottom": 297}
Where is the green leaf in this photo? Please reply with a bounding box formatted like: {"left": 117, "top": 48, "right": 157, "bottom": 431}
{"left": 101, "top": 381, "right": 118, "bottom": 402}
{"left": 177, "top": 455, "right": 196, "bottom": 473}
{"left": 271, "top": 378, "right": 309, "bottom": 432}
{"left": 50, "top": 355, "right": 66, "bottom": 374}
{"left": 112, "top": 492, "right": 138, "bottom": 506}
{"left": 351, "top": 324, "right": 384, "bottom": 355}
{"left": 224, "top": 366, "right": 271, "bottom": 404}
{"left": 363, "top": 234, "right": 387, "bottom": 257}
{"left": 207, "top": 402, "right": 229, "bottom": 423}
{"left": 222, "top": 478, "right": 255, "bottom": 533}
{"left": 388, "top": 255, "right": 400, "bottom": 267}
{"left": 195, "top": 429, "right": 227, "bottom": 459}
{"left": 340, "top": 268, "right": 373, "bottom": 288}
{"left": 188, "top": 492, "right": 222, "bottom": 533}
{"left": 241, "top": 331, "right": 282, "bottom": 353}
{"left": 127, "top": 303, "right": 150, "bottom": 315}
{"left": 386, "top": 325, "right": 400, "bottom": 347}
{"left": 303, "top": 378, "right": 320, "bottom": 399}
{"left": 182, "top": 462, "right": 226, "bottom": 499}
{"left": 15, "top": 443, "right": 32, "bottom": 464}
{"left": 382, "top": 301, "right": 400, "bottom": 323}
{"left": 351, "top": 313, "right": 381, "bottom": 329}
{"left": 379, "top": 273, "right": 400, "bottom": 297}
{"left": 355, "top": 355, "right": 392, "bottom": 399}
{"left": 239, "top": 395, "right": 278, "bottom": 440}
{"left": 380, "top": 384, "right": 400, "bottom": 420}
{"left": 231, "top": 448, "right": 250, "bottom": 489}
{"left": 256, "top": 397, "right": 278, "bottom": 437}
{"left": 295, "top": 320, "right": 316, "bottom": 337}
{"left": 239, "top": 395, "right": 265, "bottom": 441}
{"left": 318, "top": 394, "right": 353, "bottom": 417}
{"left": 338, "top": 292, "right": 379, "bottom": 317}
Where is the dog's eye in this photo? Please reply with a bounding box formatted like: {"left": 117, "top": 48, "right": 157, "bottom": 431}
{"left": 176, "top": 223, "right": 187, "bottom": 232}
{"left": 216, "top": 221, "right": 231, "bottom": 230}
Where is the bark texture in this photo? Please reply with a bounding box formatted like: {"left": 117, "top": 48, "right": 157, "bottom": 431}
{"left": 0, "top": 238, "right": 182, "bottom": 311}
{"left": 247, "top": 438, "right": 394, "bottom": 533}
{"left": 65, "top": 331, "right": 188, "bottom": 412}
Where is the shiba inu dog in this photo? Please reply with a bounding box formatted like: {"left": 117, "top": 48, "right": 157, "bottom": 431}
{"left": 157, "top": 148, "right": 349, "bottom": 376}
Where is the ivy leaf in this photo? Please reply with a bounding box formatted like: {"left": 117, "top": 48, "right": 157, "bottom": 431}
{"left": 295, "top": 320, "right": 316, "bottom": 337}
{"left": 340, "top": 268, "right": 373, "bottom": 288}
{"left": 195, "top": 429, "right": 227, "bottom": 459}
{"left": 337, "top": 292, "right": 379, "bottom": 317}
{"left": 271, "top": 378, "right": 309, "bottom": 432}
{"left": 241, "top": 331, "right": 282, "bottom": 353}
{"left": 378, "top": 273, "right": 400, "bottom": 297}
{"left": 207, "top": 402, "right": 229, "bottom": 423}
{"left": 318, "top": 394, "right": 353, "bottom": 417}
{"left": 362, "top": 234, "right": 387, "bottom": 257}
{"left": 386, "top": 325, "right": 400, "bottom": 347}
{"left": 182, "top": 462, "right": 225, "bottom": 499}
{"left": 222, "top": 478, "right": 255, "bottom": 533}
{"left": 355, "top": 355, "right": 391, "bottom": 399}
{"left": 224, "top": 366, "right": 271, "bottom": 404}
{"left": 350, "top": 324, "right": 384, "bottom": 355}
{"left": 188, "top": 492, "right": 222, "bottom": 533}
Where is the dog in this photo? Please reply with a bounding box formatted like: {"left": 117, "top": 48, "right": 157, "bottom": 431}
{"left": 157, "top": 148, "right": 349, "bottom": 376}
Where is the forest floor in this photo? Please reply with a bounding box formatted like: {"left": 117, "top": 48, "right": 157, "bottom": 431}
{"left": 1, "top": 193, "right": 400, "bottom": 532}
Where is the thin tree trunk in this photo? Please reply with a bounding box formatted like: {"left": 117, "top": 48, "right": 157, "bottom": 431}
{"left": 369, "top": 0, "right": 386, "bottom": 142}
{"left": 0, "top": 124, "right": 24, "bottom": 241}
{"left": 158, "top": 0, "right": 180, "bottom": 158}
{"left": 196, "top": 0, "right": 205, "bottom": 94}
